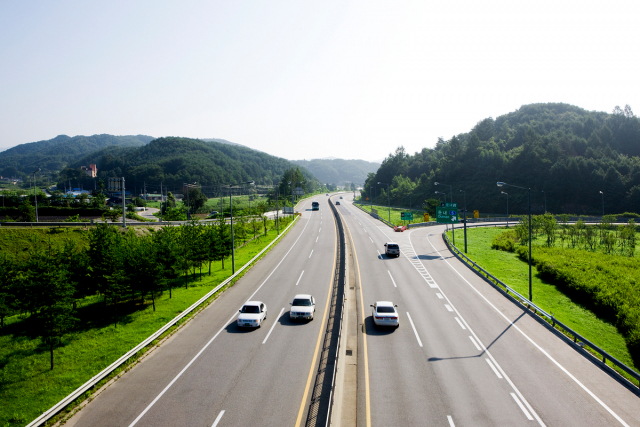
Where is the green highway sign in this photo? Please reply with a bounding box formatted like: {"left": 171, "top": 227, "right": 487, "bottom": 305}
{"left": 436, "top": 202, "right": 459, "bottom": 224}
{"left": 401, "top": 212, "right": 413, "bottom": 220}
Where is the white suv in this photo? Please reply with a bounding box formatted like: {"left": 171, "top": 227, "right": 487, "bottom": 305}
{"left": 384, "top": 242, "right": 400, "bottom": 257}
{"left": 290, "top": 294, "right": 316, "bottom": 321}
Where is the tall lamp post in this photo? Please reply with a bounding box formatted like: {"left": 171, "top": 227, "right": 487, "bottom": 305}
{"left": 377, "top": 182, "right": 390, "bottom": 223}
{"left": 497, "top": 182, "right": 532, "bottom": 301}
{"left": 33, "top": 168, "right": 41, "bottom": 223}
{"left": 434, "top": 182, "right": 453, "bottom": 205}
{"left": 600, "top": 191, "right": 604, "bottom": 217}
{"left": 227, "top": 180, "right": 255, "bottom": 273}
{"left": 501, "top": 191, "right": 509, "bottom": 227}
{"left": 542, "top": 190, "right": 547, "bottom": 213}
{"left": 459, "top": 190, "right": 467, "bottom": 253}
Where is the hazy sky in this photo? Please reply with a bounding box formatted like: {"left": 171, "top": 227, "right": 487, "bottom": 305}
{"left": 1, "top": 1, "right": 638, "bottom": 162}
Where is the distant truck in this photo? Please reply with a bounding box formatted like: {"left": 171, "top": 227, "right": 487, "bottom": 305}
{"left": 312, "top": 201, "right": 320, "bottom": 211}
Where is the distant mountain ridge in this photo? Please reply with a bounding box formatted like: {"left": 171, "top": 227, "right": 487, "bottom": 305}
{"left": 59, "top": 137, "right": 323, "bottom": 193}
{"left": 0, "top": 134, "right": 153, "bottom": 176}
{"left": 291, "top": 158, "right": 380, "bottom": 186}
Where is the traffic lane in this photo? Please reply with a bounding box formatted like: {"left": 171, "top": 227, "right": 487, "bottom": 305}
{"left": 65, "top": 215, "right": 323, "bottom": 427}
{"left": 410, "top": 226, "right": 639, "bottom": 426}
{"left": 346, "top": 217, "right": 532, "bottom": 426}
{"left": 135, "top": 208, "right": 336, "bottom": 426}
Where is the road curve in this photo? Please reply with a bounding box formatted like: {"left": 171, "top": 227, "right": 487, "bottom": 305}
{"left": 337, "top": 197, "right": 639, "bottom": 427}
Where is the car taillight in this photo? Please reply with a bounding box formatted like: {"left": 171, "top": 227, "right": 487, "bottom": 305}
{"left": 389, "top": 317, "right": 398, "bottom": 320}
{"left": 375, "top": 316, "right": 383, "bottom": 320}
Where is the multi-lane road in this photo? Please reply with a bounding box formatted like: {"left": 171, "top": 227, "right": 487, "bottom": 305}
{"left": 64, "top": 194, "right": 639, "bottom": 427}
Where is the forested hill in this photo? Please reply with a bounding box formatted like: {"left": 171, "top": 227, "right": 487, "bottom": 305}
{"left": 366, "top": 103, "right": 640, "bottom": 215}
{"left": 291, "top": 158, "right": 380, "bottom": 186}
{"left": 0, "top": 134, "right": 153, "bottom": 177}
{"left": 60, "top": 137, "right": 322, "bottom": 193}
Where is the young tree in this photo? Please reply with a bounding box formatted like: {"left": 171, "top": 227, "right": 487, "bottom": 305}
{"left": 153, "top": 226, "right": 181, "bottom": 298}
{"left": 541, "top": 213, "right": 557, "bottom": 247}
{"left": 0, "top": 255, "right": 15, "bottom": 328}
{"left": 27, "top": 250, "right": 77, "bottom": 370}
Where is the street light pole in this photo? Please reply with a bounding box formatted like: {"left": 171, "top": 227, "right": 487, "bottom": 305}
{"left": 600, "top": 191, "right": 604, "bottom": 217}
{"left": 501, "top": 191, "right": 509, "bottom": 227}
{"left": 228, "top": 181, "right": 255, "bottom": 274}
{"left": 498, "top": 182, "right": 532, "bottom": 301}
{"left": 377, "top": 182, "right": 390, "bottom": 223}
{"left": 32, "top": 168, "right": 41, "bottom": 223}
{"left": 460, "top": 190, "right": 467, "bottom": 253}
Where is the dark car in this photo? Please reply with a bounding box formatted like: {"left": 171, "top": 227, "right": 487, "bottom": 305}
{"left": 336, "top": 201, "right": 340, "bottom": 205}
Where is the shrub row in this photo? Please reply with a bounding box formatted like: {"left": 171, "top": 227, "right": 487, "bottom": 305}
{"left": 0, "top": 206, "right": 106, "bottom": 218}
{"left": 515, "top": 245, "right": 640, "bottom": 361}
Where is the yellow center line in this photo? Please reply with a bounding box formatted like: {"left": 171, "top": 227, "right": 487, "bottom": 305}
{"left": 342, "top": 208, "right": 372, "bottom": 427}
{"left": 294, "top": 213, "right": 338, "bottom": 427}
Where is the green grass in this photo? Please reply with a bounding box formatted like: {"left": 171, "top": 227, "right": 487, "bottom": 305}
{"left": 353, "top": 202, "right": 428, "bottom": 226}
{"left": 0, "top": 221, "right": 296, "bottom": 426}
{"left": 0, "top": 228, "right": 90, "bottom": 260}
{"left": 445, "top": 227, "right": 638, "bottom": 375}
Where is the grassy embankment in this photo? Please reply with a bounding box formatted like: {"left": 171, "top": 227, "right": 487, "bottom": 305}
{"left": 0, "top": 219, "right": 297, "bottom": 427}
{"left": 353, "top": 201, "right": 427, "bottom": 225}
{"left": 445, "top": 227, "right": 639, "bottom": 377}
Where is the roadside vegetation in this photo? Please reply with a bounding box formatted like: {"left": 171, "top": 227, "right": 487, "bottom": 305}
{"left": 445, "top": 221, "right": 640, "bottom": 378}
{"left": 353, "top": 201, "right": 428, "bottom": 225}
{"left": 0, "top": 215, "right": 295, "bottom": 426}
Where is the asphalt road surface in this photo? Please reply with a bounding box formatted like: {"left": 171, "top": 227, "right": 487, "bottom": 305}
{"left": 337, "top": 198, "right": 639, "bottom": 427}
{"left": 65, "top": 195, "right": 336, "bottom": 427}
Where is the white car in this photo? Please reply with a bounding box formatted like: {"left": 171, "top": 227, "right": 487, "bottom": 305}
{"left": 237, "top": 301, "right": 267, "bottom": 328}
{"left": 371, "top": 301, "right": 399, "bottom": 328}
{"left": 290, "top": 294, "right": 316, "bottom": 321}
{"left": 384, "top": 242, "right": 400, "bottom": 257}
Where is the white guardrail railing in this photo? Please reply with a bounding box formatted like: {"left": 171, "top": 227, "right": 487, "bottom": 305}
{"left": 26, "top": 214, "right": 303, "bottom": 427}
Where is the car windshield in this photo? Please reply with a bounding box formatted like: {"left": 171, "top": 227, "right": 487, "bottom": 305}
{"left": 241, "top": 305, "right": 260, "bottom": 313}
{"left": 292, "top": 299, "right": 312, "bottom": 306}
{"left": 387, "top": 245, "right": 399, "bottom": 249}
{"left": 377, "top": 306, "right": 395, "bottom": 313}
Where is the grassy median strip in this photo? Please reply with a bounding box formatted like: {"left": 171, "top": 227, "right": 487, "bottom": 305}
{"left": 0, "top": 224, "right": 296, "bottom": 427}
{"left": 445, "top": 227, "right": 638, "bottom": 376}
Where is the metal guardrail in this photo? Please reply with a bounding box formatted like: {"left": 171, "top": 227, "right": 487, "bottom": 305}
{"left": 25, "top": 215, "right": 301, "bottom": 427}
{"left": 442, "top": 232, "right": 640, "bottom": 390}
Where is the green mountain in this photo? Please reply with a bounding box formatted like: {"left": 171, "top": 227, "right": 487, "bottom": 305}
{"left": 0, "top": 134, "right": 153, "bottom": 178}
{"left": 60, "top": 137, "right": 323, "bottom": 194}
{"left": 364, "top": 103, "right": 640, "bottom": 215}
{"left": 291, "top": 158, "right": 380, "bottom": 186}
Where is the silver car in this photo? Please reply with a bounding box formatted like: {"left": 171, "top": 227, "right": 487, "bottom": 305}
{"left": 371, "top": 301, "right": 399, "bottom": 328}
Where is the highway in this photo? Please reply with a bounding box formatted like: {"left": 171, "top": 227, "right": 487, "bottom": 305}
{"left": 61, "top": 194, "right": 640, "bottom": 427}
{"left": 337, "top": 198, "right": 640, "bottom": 427}
{"left": 65, "top": 195, "right": 336, "bottom": 427}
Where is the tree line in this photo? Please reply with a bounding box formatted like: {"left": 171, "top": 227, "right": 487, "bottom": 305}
{"left": 363, "top": 103, "right": 640, "bottom": 216}
{"left": 0, "top": 215, "right": 293, "bottom": 370}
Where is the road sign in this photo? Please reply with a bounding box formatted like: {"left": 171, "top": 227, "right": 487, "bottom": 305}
{"left": 474, "top": 210, "right": 479, "bottom": 218}
{"left": 423, "top": 213, "right": 430, "bottom": 222}
{"left": 294, "top": 187, "right": 304, "bottom": 196}
{"left": 401, "top": 212, "right": 413, "bottom": 220}
{"left": 436, "top": 203, "right": 458, "bottom": 224}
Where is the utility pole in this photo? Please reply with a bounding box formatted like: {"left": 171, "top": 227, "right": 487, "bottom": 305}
{"left": 160, "top": 182, "right": 163, "bottom": 223}
{"left": 122, "top": 177, "right": 126, "bottom": 228}
{"left": 276, "top": 188, "right": 280, "bottom": 234}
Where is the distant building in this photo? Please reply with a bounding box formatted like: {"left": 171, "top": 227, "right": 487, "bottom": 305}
{"left": 81, "top": 164, "right": 97, "bottom": 178}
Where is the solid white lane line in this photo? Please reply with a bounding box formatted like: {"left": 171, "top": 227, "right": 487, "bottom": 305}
{"left": 469, "top": 335, "right": 482, "bottom": 351}
{"left": 436, "top": 293, "right": 443, "bottom": 299}
{"left": 127, "top": 218, "right": 311, "bottom": 427}
{"left": 444, "top": 304, "right": 453, "bottom": 312}
{"left": 387, "top": 270, "right": 397, "bottom": 287}
{"left": 406, "top": 312, "right": 423, "bottom": 347}
{"left": 295, "top": 270, "right": 304, "bottom": 286}
{"left": 369, "top": 237, "right": 373, "bottom": 243}
{"left": 309, "top": 250, "right": 313, "bottom": 258}
{"left": 316, "top": 236, "right": 318, "bottom": 242}
{"left": 263, "top": 308, "right": 285, "bottom": 344}
{"left": 212, "top": 410, "right": 225, "bottom": 427}
{"left": 425, "top": 234, "right": 627, "bottom": 427}
{"left": 511, "top": 393, "right": 534, "bottom": 420}
{"left": 447, "top": 416, "right": 455, "bottom": 427}
{"left": 454, "top": 317, "right": 466, "bottom": 330}
{"left": 486, "top": 358, "right": 503, "bottom": 379}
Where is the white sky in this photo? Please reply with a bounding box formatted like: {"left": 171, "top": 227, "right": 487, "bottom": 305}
{"left": 1, "top": 1, "right": 638, "bottom": 162}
